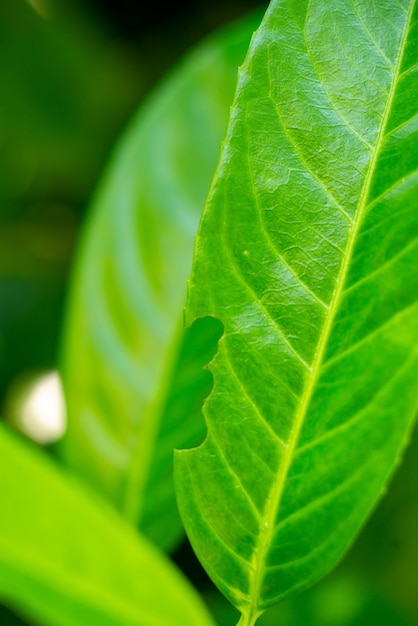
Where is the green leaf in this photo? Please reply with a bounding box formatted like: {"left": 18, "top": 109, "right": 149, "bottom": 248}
{"left": 59, "top": 13, "right": 261, "bottom": 549}
{"left": 175, "top": 0, "right": 418, "bottom": 623}
{"left": 205, "top": 570, "right": 410, "bottom": 626}
{"left": 0, "top": 423, "right": 215, "bottom": 626}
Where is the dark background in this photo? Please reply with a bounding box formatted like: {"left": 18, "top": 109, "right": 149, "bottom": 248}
{"left": 0, "top": 0, "right": 265, "bottom": 410}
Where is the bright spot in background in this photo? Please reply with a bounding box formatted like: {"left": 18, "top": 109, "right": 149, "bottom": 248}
{"left": 17, "top": 372, "right": 66, "bottom": 444}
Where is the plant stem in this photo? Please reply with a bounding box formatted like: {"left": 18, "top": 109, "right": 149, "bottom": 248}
{"left": 236, "top": 611, "right": 259, "bottom": 626}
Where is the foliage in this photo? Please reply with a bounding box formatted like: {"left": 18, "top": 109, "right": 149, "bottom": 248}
{"left": 0, "top": 424, "right": 214, "bottom": 626}
{"left": 58, "top": 13, "right": 258, "bottom": 549}
{"left": 176, "top": 0, "right": 418, "bottom": 622}
{"left": 0, "top": 1, "right": 417, "bottom": 626}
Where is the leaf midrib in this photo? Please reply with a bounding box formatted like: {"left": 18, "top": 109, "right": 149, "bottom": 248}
{"left": 244, "top": 2, "right": 416, "bottom": 620}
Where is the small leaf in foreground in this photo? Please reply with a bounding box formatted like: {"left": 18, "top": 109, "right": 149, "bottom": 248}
{"left": 175, "top": 0, "right": 418, "bottom": 623}
{"left": 0, "top": 423, "right": 215, "bottom": 626}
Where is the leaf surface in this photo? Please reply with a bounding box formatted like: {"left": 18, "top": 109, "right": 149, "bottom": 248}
{"left": 175, "top": 0, "right": 418, "bottom": 623}
{"left": 0, "top": 423, "right": 215, "bottom": 626}
{"left": 59, "top": 14, "right": 259, "bottom": 549}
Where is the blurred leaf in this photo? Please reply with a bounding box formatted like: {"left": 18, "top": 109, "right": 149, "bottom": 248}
{"left": 175, "top": 0, "right": 418, "bottom": 622}
{"left": 0, "top": 423, "right": 215, "bottom": 626}
{"left": 205, "top": 571, "right": 410, "bottom": 626}
{"left": 0, "top": 0, "right": 142, "bottom": 405}
{"left": 345, "top": 419, "right": 418, "bottom": 622}
{"left": 59, "top": 12, "right": 262, "bottom": 550}
{"left": 259, "top": 573, "right": 410, "bottom": 626}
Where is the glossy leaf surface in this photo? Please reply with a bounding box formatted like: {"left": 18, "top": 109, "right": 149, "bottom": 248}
{"left": 0, "top": 424, "right": 215, "bottom": 626}
{"left": 175, "top": 0, "right": 418, "bottom": 623}
{"left": 59, "top": 14, "right": 259, "bottom": 549}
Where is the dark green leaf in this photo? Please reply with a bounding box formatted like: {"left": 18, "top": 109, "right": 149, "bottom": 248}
{"left": 59, "top": 13, "right": 261, "bottom": 550}
{"left": 175, "top": 0, "right": 418, "bottom": 623}
{"left": 0, "top": 423, "right": 215, "bottom": 626}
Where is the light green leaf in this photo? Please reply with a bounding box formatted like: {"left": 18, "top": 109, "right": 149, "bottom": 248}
{"left": 175, "top": 0, "right": 418, "bottom": 623}
{"left": 59, "top": 13, "right": 261, "bottom": 549}
{"left": 0, "top": 423, "right": 215, "bottom": 626}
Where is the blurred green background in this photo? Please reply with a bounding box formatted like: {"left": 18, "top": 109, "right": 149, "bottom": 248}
{"left": 0, "top": 0, "right": 263, "bottom": 407}
{"left": 0, "top": 1, "right": 417, "bottom": 625}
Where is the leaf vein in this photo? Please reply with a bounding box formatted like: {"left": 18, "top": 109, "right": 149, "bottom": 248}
{"left": 351, "top": 0, "right": 396, "bottom": 70}
{"left": 298, "top": 343, "right": 418, "bottom": 458}
{"left": 266, "top": 49, "right": 356, "bottom": 225}
{"left": 364, "top": 166, "right": 418, "bottom": 213}
{"left": 345, "top": 235, "right": 418, "bottom": 293}
{"left": 245, "top": 0, "right": 416, "bottom": 614}
{"left": 220, "top": 202, "right": 311, "bottom": 371}
{"left": 384, "top": 111, "right": 418, "bottom": 138}
{"left": 244, "top": 117, "right": 331, "bottom": 312}
{"left": 184, "top": 461, "right": 254, "bottom": 568}
{"left": 223, "top": 345, "right": 289, "bottom": 451}
{"left": 399, "top": 61, "right": 418, "bottom": 79}
{"left": 210, "top": 437, "right": 263, "bottom": 530}
{"left": 272, "top": 458, "right": 373, "bottom": 543}
{"left": 322, "top": 299, "right": 418, "bottom": 370}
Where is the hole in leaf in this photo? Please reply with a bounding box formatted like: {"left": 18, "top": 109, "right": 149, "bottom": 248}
{"left": 170, "top": 315, "right": 223, "bottom": 448}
